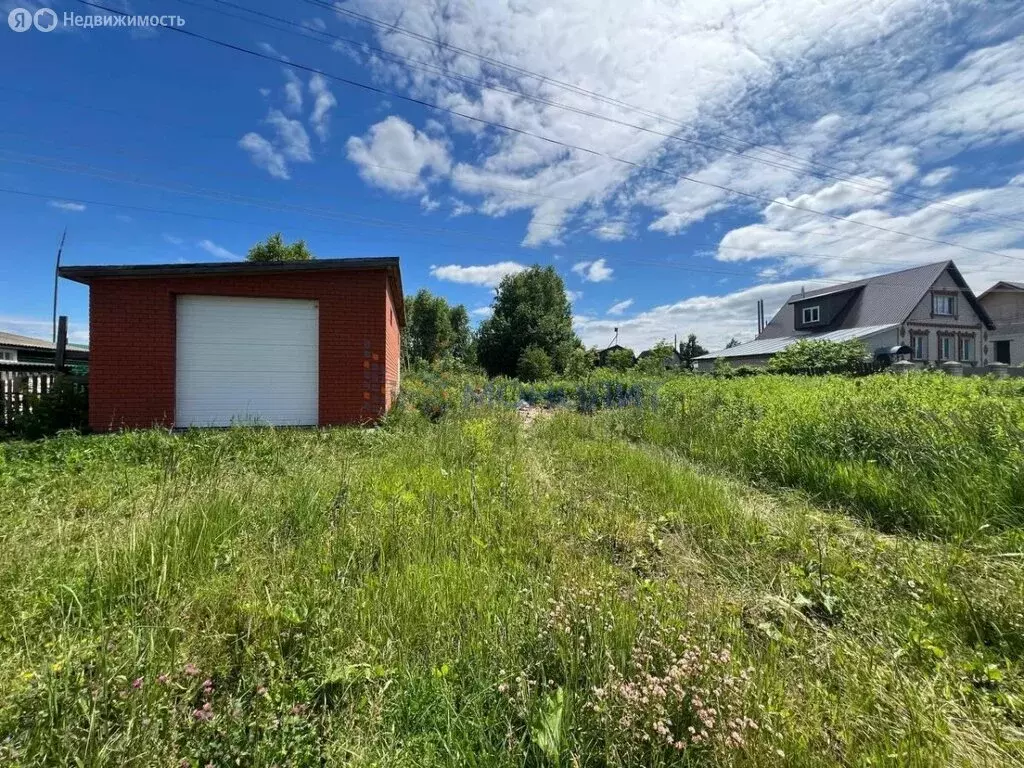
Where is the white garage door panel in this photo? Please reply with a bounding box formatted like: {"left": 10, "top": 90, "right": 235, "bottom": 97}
{"left": 176, "top": 296, "right": 318, "bottom": 427}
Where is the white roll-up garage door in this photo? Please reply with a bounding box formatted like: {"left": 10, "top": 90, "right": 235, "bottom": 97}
{"left": 175, "top": 295, "right": 318, "bottom": 427}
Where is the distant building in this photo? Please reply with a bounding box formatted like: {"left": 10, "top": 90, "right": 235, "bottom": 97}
{"left": 597, "top": 344, "right": 635, "bottom": 367}
{"left": 695, "top": 261, "right": 995, "bottom": 370}
{"left": 0, "top": 330, "right": 89, "bottom": 366}
{"left": 979, "top": 281, "right": 1024, "bottom": 366}
{"left": 637, "top": 347, "right": 684, "bottom": 369}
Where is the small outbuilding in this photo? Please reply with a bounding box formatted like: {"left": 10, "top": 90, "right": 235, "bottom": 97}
{"left": 59, "top": 257, "right": 404, "bottom": 431}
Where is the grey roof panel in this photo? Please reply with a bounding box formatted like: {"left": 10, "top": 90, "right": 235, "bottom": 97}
{"left": 696, "top": 324, "right": 897, "bottom": 360}
{"left": 0, "top": 330, "right": 89, "bottom": 352}
{"left": 759, "top": 261, "right": 995, "bottom": 338}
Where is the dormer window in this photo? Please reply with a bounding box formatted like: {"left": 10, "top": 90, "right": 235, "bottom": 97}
{"left": 802, "top": 305, "right": 820, "bottom": 324}
{"left": 932, "top": 293, "right": 956, "bottom": 316}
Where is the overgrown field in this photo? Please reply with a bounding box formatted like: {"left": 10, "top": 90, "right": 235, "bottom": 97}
{"left": 1, "top": 372, "right": 1022, "bottom": 765}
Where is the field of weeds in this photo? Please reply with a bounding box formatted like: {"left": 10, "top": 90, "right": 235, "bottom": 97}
{"left": 1, "top": 372, "right": 1022, "bottom": 766}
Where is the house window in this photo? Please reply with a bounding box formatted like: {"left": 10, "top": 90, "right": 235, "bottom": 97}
{"left": 802, "top": 305, "right": 820, "bottom": 324}
{"left": 958, "top": 336, "right": 975, "bottom": 362}
{"left": 938, "top": 335, "right": 954, "bottom": 361}
{"left": 910, "top": 334, "right": 927, "bottom": 361}
{"left": 932, "top": 293, "right": 956, "bottom": 316}
{"left": 0, "top": 348, "right": 15, "bottom": 362}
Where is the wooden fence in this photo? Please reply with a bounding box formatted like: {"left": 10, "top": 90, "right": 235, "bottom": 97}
{"left": 1, "top": 364, "right": 62, "bottom": 427}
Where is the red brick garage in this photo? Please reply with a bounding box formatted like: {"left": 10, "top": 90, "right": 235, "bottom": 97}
{"left": 59, "top": 258, "right": 404, "bottom": 431}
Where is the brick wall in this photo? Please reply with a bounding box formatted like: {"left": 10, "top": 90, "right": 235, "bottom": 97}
{"left": 87, "top": 269, "right": 395, "bottom": 431}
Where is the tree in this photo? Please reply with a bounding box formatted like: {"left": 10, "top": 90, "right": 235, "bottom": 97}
{"left": 678, "top": 333, "right": 709, "bottom": 370}
{"left": 604, "top": 347, "right": 636, "bottom": 372}
{"left": 246, "top": 232, "right": 314, "bottom": 262}
{"left": 767, "top": 339, "right": 868, "bottom": 375}
{"left": 405, "top": 289, "right": 453, "bottom": 364}
{"left": 517, "top": 345, "right": 553, "bottom": 382}
{"left": 725, "top": 337, "right": 742, "bottom": 349}
{"left": 636, "top": 341, "right": 677, "bottom": 374}
{"left": 565, "top": 347, "right": 597, "bottom": 379}
{"left": 476, "top": 266, "right": 579, "bottom": 378}
{"left": 448, "top": 304, "right": 471, "bottom": 361}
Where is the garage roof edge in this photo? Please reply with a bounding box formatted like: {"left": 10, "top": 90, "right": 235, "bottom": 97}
{"left": 59, "top": 257, "right": 406, "bottom": 327}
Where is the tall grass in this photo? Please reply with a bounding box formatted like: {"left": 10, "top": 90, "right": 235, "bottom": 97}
{"left": 628, "top": 374, "right": 1024, "bottom": 539}
{"left": 1, "top": 374, "right": 1022, "bottom": 765}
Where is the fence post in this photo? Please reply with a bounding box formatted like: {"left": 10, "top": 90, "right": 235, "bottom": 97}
{"left": 55, "top": 315, "right": 68, "bottom": 371}
{"left": 891, "top": 360, "right": 916, "bottom": 375}
{"left": 988, "top": 362, "right": 1009, "bottom": 379}
{"left": 942, "top": 361, "right": 964, "bottom": 377}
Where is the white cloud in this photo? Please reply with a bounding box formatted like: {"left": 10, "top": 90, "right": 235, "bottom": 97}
{"left": 258, "top": 87, "right": 271, "bottom": 98}
{"left": 572, "top": 258, "right": 613, "bottom": 282}
{"left": 0, "top": 315, "right": 88, "bottom": 345}
{"left": 239, "top": 110, "right": 313, "bottom": 179}
{"left": 308, "top": 73, "right": 337, "bottom": 141}
{"left": 266, "top": 109, "right": 312, "bottom": 162}
{"left": 238, "top": 132, "right": 290, "bottom": 179}
{"left": 163, "top": 233, "right": 184, "bottom": 245}
{"left": 575, "top": 280, "right": 801, "bottom": 353}
{"left": 335, "top": 0, "right": 1024, "bottom": 255}
{"left": 420, "top": 195, "right": 440, "bottom": 212}
{"left": 48, "top": 200, "right": 85, "bottom": 212}
{"left": 592, "top": 221, "right": 628, "bottom": 241}
{"left": 920, "top": 167, "right": 955, "bottom": 187}
{"left": 430, "top": 261, "right": 526, "bottom": 287}
{"left": 282, "top": 68, "right": 303, "bottom": 113}
{"left": 471, "top": 306, "right": 493, "bottom": 318}
{"left": 566, "top": 289, "right": 583, "bottom": 302}
{"left": 115, "top": 214, "right": 133, "bottom": 223}
{"left": 347, "top": 116, "right": 451, "bottom": 193}
{"left": 198, "top": 239, "right": 241, "bottom": 261}
{"left": 607, "top": 298, "right": 634, "bottom": 316}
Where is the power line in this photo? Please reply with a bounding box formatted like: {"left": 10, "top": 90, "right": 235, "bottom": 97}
{"left": 4, "top": 126, "right": 995, "bottom": 278}
{"left": 11, "top": 147, "right": 1024, "bottom": 284}
{"left": 73, "top": 0, "right": 1024, "bottom": 266}
{"left": 304, "top": 0, "right": 1024, "bottom": 229}
{"left": 182, "top": 0, "right": 1024, "bottom": 232}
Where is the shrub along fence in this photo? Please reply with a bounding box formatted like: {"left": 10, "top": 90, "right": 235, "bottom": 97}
{"left": 1, "top": 364, "right": 59, "bottom": 426}
{"left": 1, "top": 364, "right": 88, "bottom": 438}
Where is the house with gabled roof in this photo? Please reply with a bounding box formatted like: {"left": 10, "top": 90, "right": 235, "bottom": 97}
{"left": 979, "top": 281, "right": 1024, "bottom": 366}
{"left": 695, "top": 261, "right": 997, "bottom": 370}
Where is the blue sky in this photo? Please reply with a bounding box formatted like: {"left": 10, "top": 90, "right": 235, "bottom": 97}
{"left": 2, "top": 0, "right": 1024, "bottom": 351}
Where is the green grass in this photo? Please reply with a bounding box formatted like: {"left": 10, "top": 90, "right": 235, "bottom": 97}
{"left": 1, "top": 375, "right": 1023, "bottom": 766}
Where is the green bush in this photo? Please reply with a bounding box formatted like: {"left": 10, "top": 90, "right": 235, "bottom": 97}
{"left": 5, "top": 376, "right": 88, "bottom": 440}
{"left": 516, "top": 345, "right": 553, "bottom": 382}
{"left": 767, "top": 339, "right": 868, "bottom": 375}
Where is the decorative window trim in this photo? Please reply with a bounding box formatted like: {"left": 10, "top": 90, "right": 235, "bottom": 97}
{"left": 957, "top": 334, "right": 976, "bottom": 363}
{"left": 801, "top": 305, "right": 820, "bottom": 324}
{"left": 937, "top": 333, "right": 955, "bottom": 361}
{"left": 909, "top": 333, "right": 928, "bottom": 361}
{"left": 931, "top": 292, "right": 957, "bottom": 318}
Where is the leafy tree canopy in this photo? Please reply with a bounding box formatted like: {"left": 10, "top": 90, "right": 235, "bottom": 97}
{"left": 678, "top": 333, "right": 709, "bottom": 370}
{"left": 604, "top": 347, "right": 636, "bottom": 372}
{"left": 516, "top": 345, "right": 553, "bottom": 382}
{"left": 637, "top": 341, "right": 678, "bottom": 374}
{"left": 404, "top": 289, "right": 472, "bottom": 366}
{"left": 768, "top": 339, "right": 868, "bottom": 375}
{"left": 725, "top": 337, "right": 742, "bottom": 349}
{"left": 476, "top": 266, "right": 580, "bottom": 377}
{"left": 246, "top": 232, "right": 314, "bottom": 262}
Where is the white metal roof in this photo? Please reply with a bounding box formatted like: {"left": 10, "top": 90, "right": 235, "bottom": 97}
{"left": 696, "top": 324, "right": 896, "bottom": 360}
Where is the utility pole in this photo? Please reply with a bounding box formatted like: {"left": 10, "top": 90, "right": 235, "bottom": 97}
{"left": 52, "top": 228, "right": 67, "bottom": 342}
